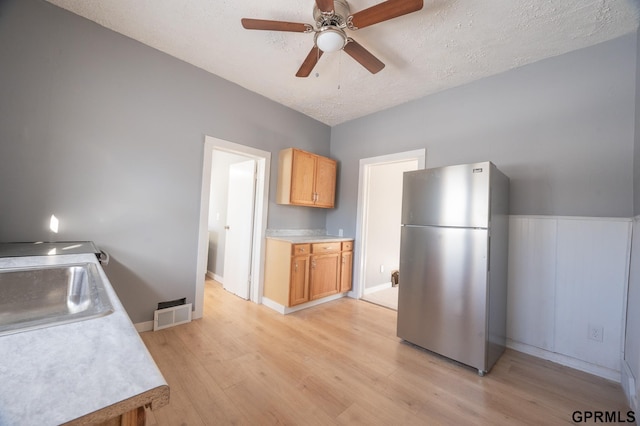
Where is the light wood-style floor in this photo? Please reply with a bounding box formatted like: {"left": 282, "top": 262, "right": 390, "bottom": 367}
{"left": 141, "top": 280, "right": 632, "bottom": 425}
{"left": 361, "top": 286, "right": 398, "bottom": 310}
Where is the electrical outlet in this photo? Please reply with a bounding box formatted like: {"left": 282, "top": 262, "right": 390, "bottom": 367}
{"left": 380, "top": 265, "right": 384, "bottom": 273}
{"left": 588, "top": 324, "right": 604, "bottom": 342}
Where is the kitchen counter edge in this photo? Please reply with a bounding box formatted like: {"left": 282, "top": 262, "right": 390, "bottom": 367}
{"left": 266, "top": 235, "right": 353, "bottom": 244}
{"left": 0, "top": 253, "right": 169, "bottom": 426}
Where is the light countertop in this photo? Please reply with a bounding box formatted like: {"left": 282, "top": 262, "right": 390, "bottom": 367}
{"left": 0, "top": 254, "right": 168, "bottom": 426}
{"left": 0, "top": 241, "right": 100, "bottom": 258}
{"left": 266, "top": 235, "right": 353, "bottom": 244}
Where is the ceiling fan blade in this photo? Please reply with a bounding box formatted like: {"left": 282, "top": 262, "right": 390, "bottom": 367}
{"left": 241, "top": 18, "right": 310, "bottom": 33}
{"left": 343, "top": 38, "right": 385, "bottom": 74}
{"left": 315, "top": 0, "right": 335, "bottom": 13}
{"left": 296, "top": 46, "right": 324, "bottom": 77}
{"left": 350, "top": 0, "right": 424, "bottom": 29}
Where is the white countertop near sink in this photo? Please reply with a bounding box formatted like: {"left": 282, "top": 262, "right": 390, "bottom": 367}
{"left": 0, "top": 254, "right": 168, "bottom": 426}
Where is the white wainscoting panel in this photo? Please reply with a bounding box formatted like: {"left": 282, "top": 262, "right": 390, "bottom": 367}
{"left": 507, "top": 217, "right": 558, "bottom": 352}
{"left": 554, "top": 219, "right": 631, "bottom": 372}
{"left": 507, "top": 216, "right": 632, "bottom": 380}
{"left": 622, "top": 215, "right": 640, "bottom": 410}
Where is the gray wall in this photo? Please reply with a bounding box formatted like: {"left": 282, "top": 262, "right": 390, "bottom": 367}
{"left": 327, "top": 34, "right": 637, "bottom": 237}
{"left": 0, "top": 0, "right": 330, "bottom": 323}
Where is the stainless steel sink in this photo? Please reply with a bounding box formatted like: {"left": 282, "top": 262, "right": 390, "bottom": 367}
{"left": 0, "top": 263, "right": 113, "bottom": 336}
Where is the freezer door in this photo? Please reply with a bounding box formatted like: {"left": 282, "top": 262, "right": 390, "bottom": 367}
{"left": 401, "top": 162, "right": 490, "bottom": 228}
{"left": 397, "top": 225, "right": 489, "bottom": 371}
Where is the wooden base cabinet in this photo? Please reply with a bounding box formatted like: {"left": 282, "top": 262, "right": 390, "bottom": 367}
{"left": 309, "top": 243, "right": 341, "bottom": 300}
{"left": 95, "top": 407, "right": 145, "bottom": 426}
{"left": 264, "top": 238, "right": 354, "bottom": 310}
{"left": 290, "top": 254, "right": 310, "bottom": 306}
{"left": 340, "top": 242, "right": 353, "bottom": 292}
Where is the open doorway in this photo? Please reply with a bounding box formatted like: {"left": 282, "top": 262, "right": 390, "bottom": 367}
{"left": 208, "top": 155, "right": 256, "bottom": 299}
{"left": 353, "top": 149, "right": 425, "bottom": 310}
{"left": 194, "top": 136, "right": 271, "bottom": 319}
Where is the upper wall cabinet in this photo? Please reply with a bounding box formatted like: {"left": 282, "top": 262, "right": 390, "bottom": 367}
{"left": 276, "top": 148, "right": 337, "bottom": 208}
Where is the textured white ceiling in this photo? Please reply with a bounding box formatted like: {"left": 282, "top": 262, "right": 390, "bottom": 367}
{"left": 45, "top": 0, "right": 639, "bottom": 126}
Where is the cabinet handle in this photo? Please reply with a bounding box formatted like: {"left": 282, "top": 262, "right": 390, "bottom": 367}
{"left": 295, "top": 262, "right": 298, "bottom": 272}
{"left": 342, "top": 256, "right": 345, "bottom": 264}
{"left": 312, "top": 260, "right": 316, "bottom": 269}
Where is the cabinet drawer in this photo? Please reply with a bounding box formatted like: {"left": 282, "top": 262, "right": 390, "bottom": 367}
{"left": 341, "top": 241, "right": 353, "bottom": 251}
{"left": 291, "top": 244, "right": 310, "bottom": 256}
{"left": 311, "top": 242, "right": 341, "bottom": 253}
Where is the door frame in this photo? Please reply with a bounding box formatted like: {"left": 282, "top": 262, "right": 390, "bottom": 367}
{"left": 353, "top": 149, "right": 426, "bottom": 299}
{"left": 194, "top": 136, "right": 271, "bottom": 319}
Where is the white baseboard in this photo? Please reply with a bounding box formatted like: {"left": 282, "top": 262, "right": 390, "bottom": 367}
{"left": 363, "top": 282, "right": 392, "bottom": 295}
{"left": 507, "top": 339, "right": 621, "bottom": 382}
{"left": 261, "top": 297, "right": 286, "bottom": 314}
{"left": 206, "top": 271, "right": 223, "bottom": 282}
{"left": 621, "top": 360, "right": 638, "bottom": 411}
{"left": 134, "top": 320, "right": 154, "bottom": 333}
{"left": 262, "top": 293, "right": 348, "bottom": 315}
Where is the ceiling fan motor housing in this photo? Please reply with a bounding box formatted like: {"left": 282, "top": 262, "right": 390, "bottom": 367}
{"left": 313, "top": 0, "right": 351, "bottom": 29}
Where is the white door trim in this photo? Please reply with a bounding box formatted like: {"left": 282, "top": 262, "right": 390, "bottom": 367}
{"left": 195, "top": 136, "right": 271, "bottom": 319}
{"left": 352, "top": 149, "right": 426, "bottom": 299}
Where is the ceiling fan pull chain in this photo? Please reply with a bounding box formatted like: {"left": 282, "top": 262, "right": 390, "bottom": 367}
{"left": 337, "top": 53, "right": 341, "bottom": 90}
{"left": 346, "top": 15, "right": 357, "bottom": 30}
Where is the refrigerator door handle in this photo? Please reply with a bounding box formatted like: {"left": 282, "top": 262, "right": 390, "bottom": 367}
{"left": 487, "top": 236, "right": 490, "bottom": 271}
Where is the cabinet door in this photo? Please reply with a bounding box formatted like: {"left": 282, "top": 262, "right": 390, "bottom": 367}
{"left": 289, "top": 255, "right": 310, "bottom": 306}
{"left": 314, "top": 156, "right": 336, "bottom": 208}
{"left": 340, "top": 250, "right": 353, "bottom": 292}
{"left": 309, "top": 253, "right": 340, "bottom": 300}
{"left": 290, "top": 149, "right": 316, "bottom": 205}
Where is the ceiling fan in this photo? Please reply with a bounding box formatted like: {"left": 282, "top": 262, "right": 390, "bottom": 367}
{"left": 241, "top": 0, "right": 424, "bottom": 77}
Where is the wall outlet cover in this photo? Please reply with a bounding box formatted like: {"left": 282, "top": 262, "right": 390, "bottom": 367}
{"left": 588, "top": 324, "right": 604, "bottom": 342}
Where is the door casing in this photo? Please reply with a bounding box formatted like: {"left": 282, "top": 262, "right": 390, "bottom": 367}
{"left": 195, "top": 136, "right": 270, "bottom": 318}
{"left": 353, "top": 149, "right": 426, "bottom": 299}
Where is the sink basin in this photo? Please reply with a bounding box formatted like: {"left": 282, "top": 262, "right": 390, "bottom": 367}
{"left": 0, "top": 263, "right": 113, "bottom": 336}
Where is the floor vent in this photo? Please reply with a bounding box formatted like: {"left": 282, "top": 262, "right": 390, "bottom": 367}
{"left": 153, "top": 303, "right": 192, "bottom": 331}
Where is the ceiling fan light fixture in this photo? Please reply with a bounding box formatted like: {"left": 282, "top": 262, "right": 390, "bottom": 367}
{"left": 315, "top": 26, "right": 346, "bottom": 52}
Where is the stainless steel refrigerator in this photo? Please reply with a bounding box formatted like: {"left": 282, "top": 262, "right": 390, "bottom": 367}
{"left": 397, "top": 161, "right": 510, "bottom": 376}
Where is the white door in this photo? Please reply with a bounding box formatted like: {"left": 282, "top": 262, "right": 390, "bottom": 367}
{"left": 223, "top": 160, "right": 256, "bottom": 299}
